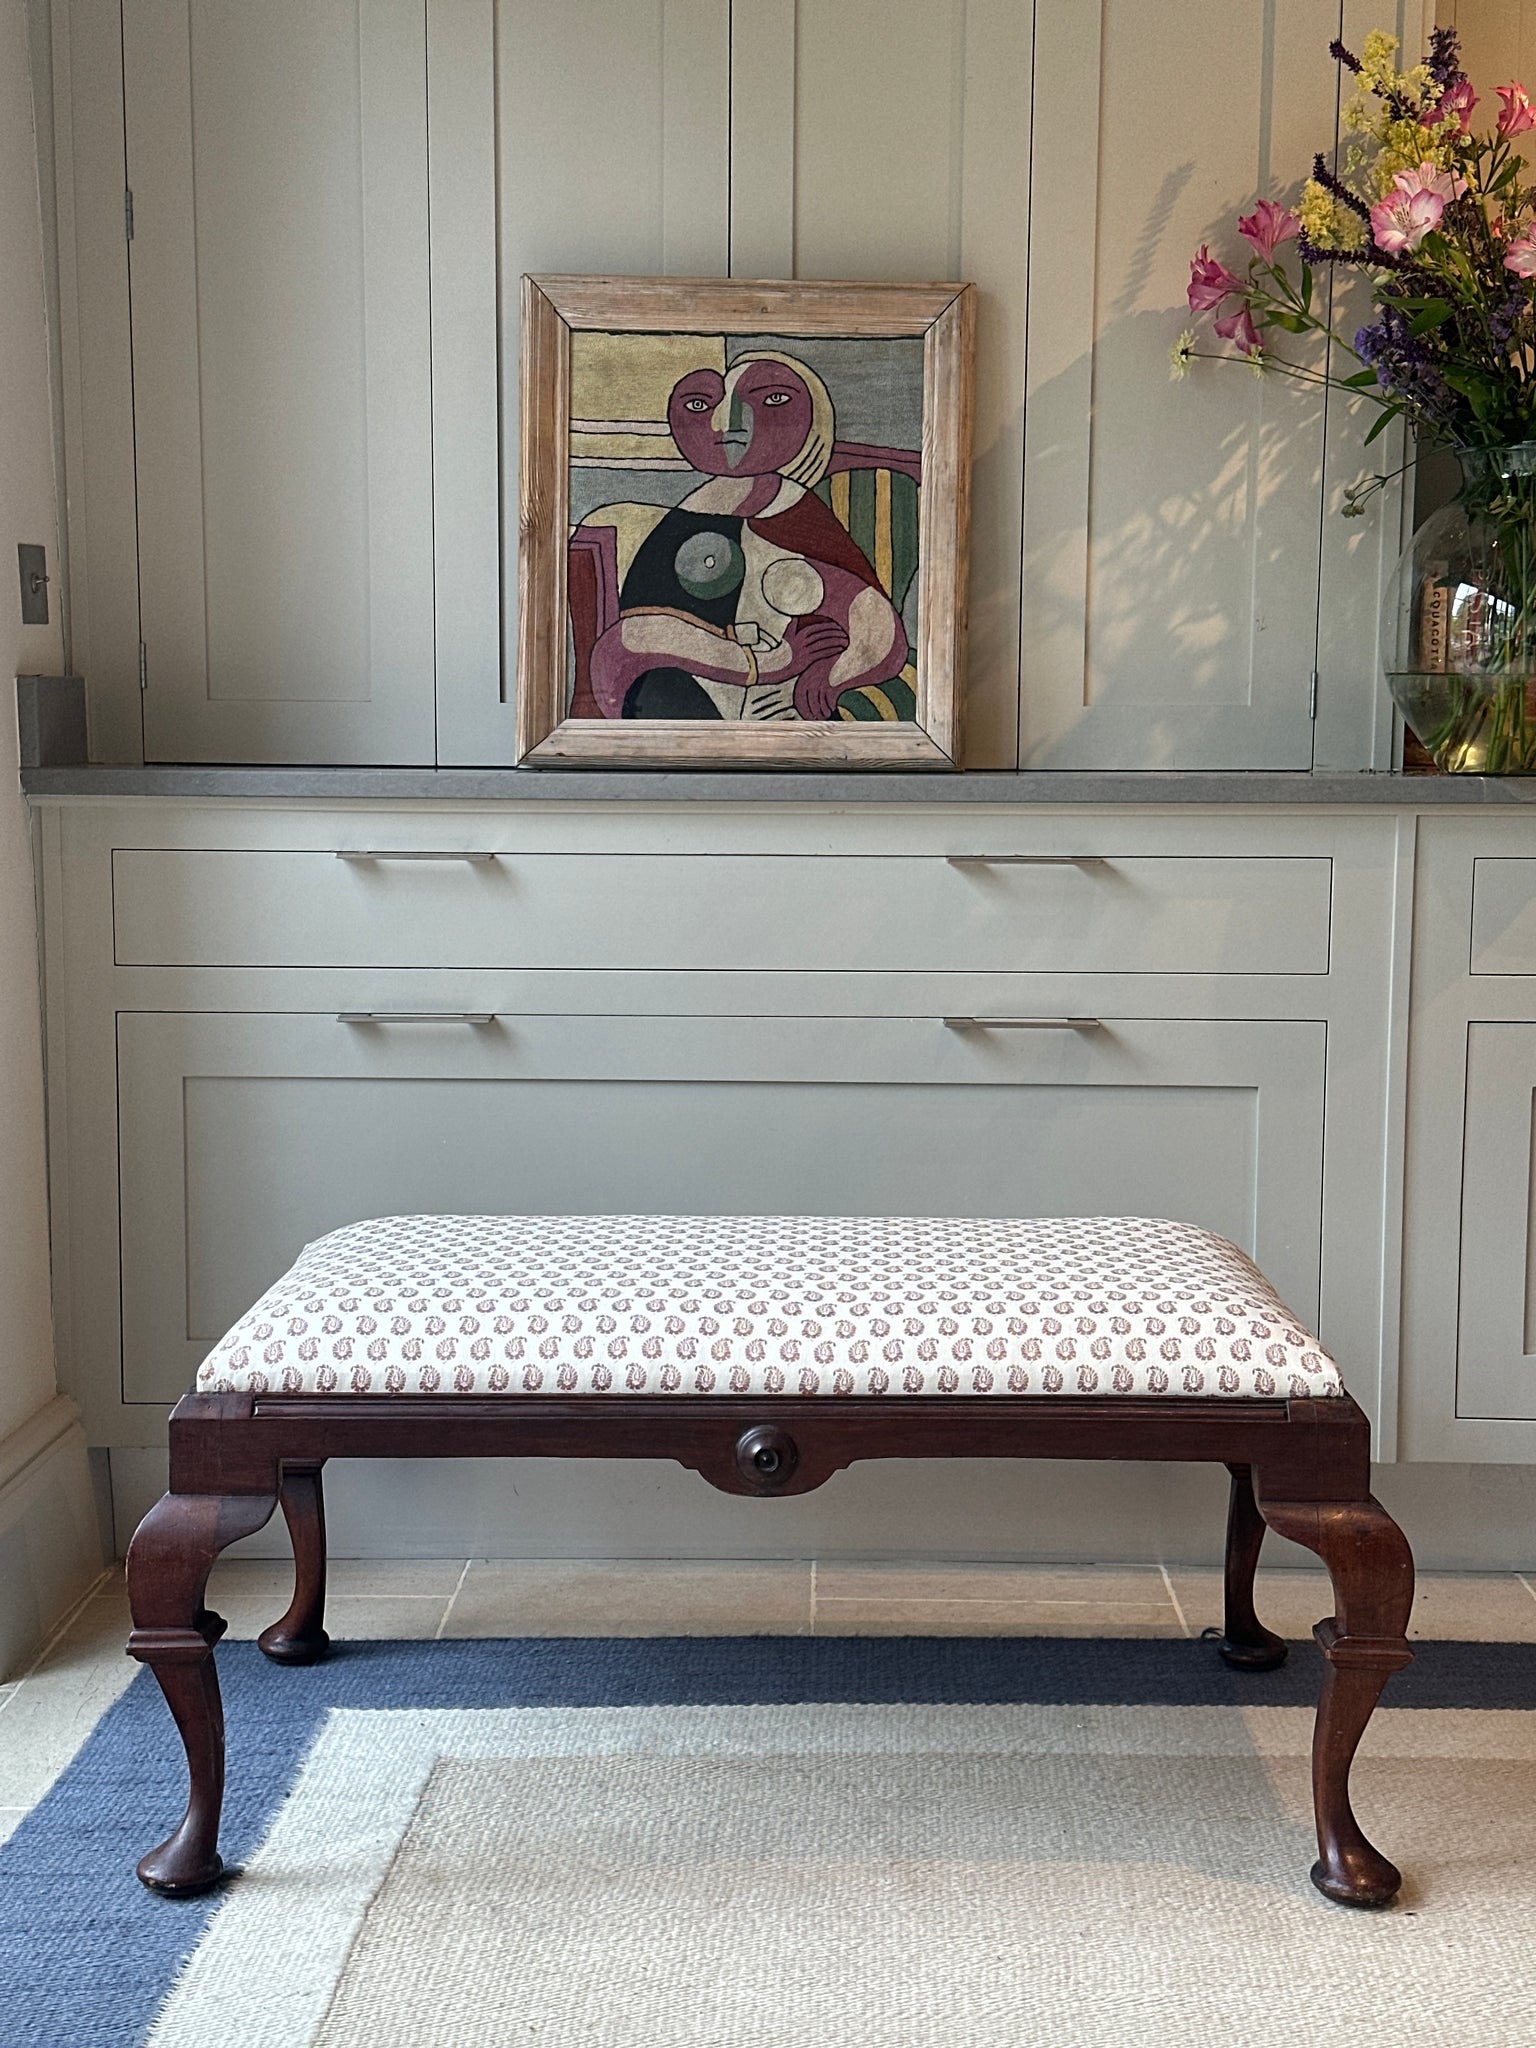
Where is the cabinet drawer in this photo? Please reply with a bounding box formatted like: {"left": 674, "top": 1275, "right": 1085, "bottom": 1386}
{"left": 1471, "top": 859, "right": 1536, "bottom": 973}
{"left": 116, "top": 1007, "right": 1324, "bottom": 1401}
{"left": 111, "top": 848, "right": 1332, "bottom": 975}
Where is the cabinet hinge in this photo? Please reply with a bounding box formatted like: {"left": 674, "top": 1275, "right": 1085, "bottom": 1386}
{"left": 1308, "top": 668, "right": 1319, "bottom": 720}
{"left": 124, "top": 187, "right": 134, "bottom": 242}
{"left": 137, "top": 641, "right": 147, "bottom": 692}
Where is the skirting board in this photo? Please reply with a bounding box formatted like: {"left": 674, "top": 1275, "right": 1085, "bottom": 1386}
{"left": 0, "top": 1396, "right": 104, "bottom": 1680}
{"left": 107, "top": 1445, "right": 1536, "bottom": 1575}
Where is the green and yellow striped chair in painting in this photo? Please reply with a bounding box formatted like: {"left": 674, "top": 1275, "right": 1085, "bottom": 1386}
{"left": 816, "top": 459, "right": 920, "bottom": 723}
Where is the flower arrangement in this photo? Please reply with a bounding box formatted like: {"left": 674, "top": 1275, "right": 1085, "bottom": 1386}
{"left": 1172, "top": 27, "right": 1536, "bottom": 771}
{"left": 1174, "top": 27, "right": 1536, "bottom": 482}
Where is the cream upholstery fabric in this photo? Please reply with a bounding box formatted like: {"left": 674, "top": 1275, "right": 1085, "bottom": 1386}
{"left": 195, "top": 1214, "right": 1343, "bottom": 1400}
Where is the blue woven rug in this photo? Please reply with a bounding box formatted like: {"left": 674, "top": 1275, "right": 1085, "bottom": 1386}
{"left": 5, "top": 1637, "right": 1534, "bottom": 2047}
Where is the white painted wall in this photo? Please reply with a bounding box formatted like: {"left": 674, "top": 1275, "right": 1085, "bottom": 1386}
{"left": 0, "top": 0, "right": 99, "bottom": 1673}
{"left": 1445, "top": 0, "right": 1536, "bottom": 124}
{"left": 0, "top": 0, "right": 61, "bottom": 1440}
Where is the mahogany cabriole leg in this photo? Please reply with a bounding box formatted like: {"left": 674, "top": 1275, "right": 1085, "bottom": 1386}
{"left": 126, "top": 1488, "right": 277, "bottom": 1895}
{"left": 1217, "top": 1463, "right": 1287, "bottom": 1671}
{"left": 259, "top": 1463, "right": 331, "bottom": 1665}
{"left": 1257, "top": 1489, "right": 1415, "bottom": 1908}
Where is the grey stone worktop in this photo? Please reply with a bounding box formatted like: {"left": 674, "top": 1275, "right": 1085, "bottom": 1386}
{"left": 18, "top": 763, "right": 1536, "bottom": 804}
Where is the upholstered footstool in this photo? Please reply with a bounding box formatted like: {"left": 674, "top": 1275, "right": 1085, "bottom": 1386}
{"left": 127, "top": 1214, "right": 1414, "bottom": 1906}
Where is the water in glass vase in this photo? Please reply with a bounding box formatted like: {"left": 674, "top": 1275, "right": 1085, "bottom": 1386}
{"left": 1386, "top": 444, "right": 1536, "bottom": 774}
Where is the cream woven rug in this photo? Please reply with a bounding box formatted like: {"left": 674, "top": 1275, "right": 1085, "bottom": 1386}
{"left": 144, "top": 1700, "right": 1536, "bottom": 2048}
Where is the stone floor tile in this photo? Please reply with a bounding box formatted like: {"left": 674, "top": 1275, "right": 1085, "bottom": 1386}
{"left": 1165, "top": 1566, "right": 1331, "bottom": 1641}
{"left": 217, "top": 1594, "right": 451, "bottom": 1642}
{"left": 816, "top": 1562, "right": 1178, "bottom": 1609}
{"left": 1167, "top": 1567, "right": 1536, "bottom": 1642}
{"left": 206, "top": 1557, "right": 471, "bottom": 1601}
{"left": 202, "top": 1559, "right": 296, "bottom": 1605}
{"left": 447, "top": 1559, "right": 814, "bottom": 1637}
{"left": 1407, "top": 1575, "right": 1536, "bottom": 1642}
{"left": 0, "top": 1589, "right": 137, "bottom": 1809}
{"left": 329, "top": 1559, "right": 469, "bottom": 1597}
{"left": 812, "top": 1598, "right": 1188, "bottom": 1637}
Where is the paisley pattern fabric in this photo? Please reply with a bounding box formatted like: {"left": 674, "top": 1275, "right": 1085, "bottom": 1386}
{"left": 195, "top": 1214, "right": 1344, "bottom": 1400}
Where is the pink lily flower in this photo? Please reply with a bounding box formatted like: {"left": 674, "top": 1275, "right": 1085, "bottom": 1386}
{"left": 1370, "top": 186, "right": 1445, "bottom": 254}
{"left": 1187, "top": 245, "right": 1245, "bottom": 313}
{"left": 1392, "top": 161, "right": 1468, "bottom": 204}
{"left": 1213, "top": 305, "right": 1261, "bottom": 356}
{"left": 1497, "top": 83, "right": 1536, "bottom": 136}
{"left": 1237, "top": 199, "right": 1301, "bottom": 262}
{"left": 1426, "top": 79, "right": 1477, "bottom": 132}
{"left": 1369, "top": 164, "right": 1466, "bottom": 256}
{"left": 1505, "top": 232, "right": 1536, "bottom": 278}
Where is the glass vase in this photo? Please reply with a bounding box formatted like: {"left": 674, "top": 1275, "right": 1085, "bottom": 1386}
{"left": 1385, "top": 442, "right": 1536, "bottom": 774}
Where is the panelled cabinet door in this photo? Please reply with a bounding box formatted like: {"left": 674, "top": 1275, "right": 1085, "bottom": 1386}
{"left": 1398, "top": 820, "right": 1536, "bottom": 1460}
{"left": 116, "top": 1008, "right": 1324, "bottom": 1402}
{"left": 429, "top": 0, "right": 731, "bottom": 764}
{"left": 1021, "top": 0, "right": 1379, "bottom": 769}
{"left": 123, "top": 0, "right": 436, "bottom": 763}
{"left": 1455, "top": 1023, "right": 1536, "bottom": 1422}
{"left": 762, "top": 0, "right": 1033, "bottom": 767}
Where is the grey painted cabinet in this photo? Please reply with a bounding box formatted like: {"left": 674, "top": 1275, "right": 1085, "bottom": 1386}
{"left": 115, "top": 1005, "right": 1327, "bottom": 1405}
{"left": 66, "top": 794, "right": 1536, "bottom": 1559}
{"left": 1402, "top": 819, "right": 1536, "bottom": 1458}
{"left": 1455, "top": 1023, "right": 1536, "bottom": 1423}
{"left": 56, "top": 0, "right": 735, "bottom": 767}
{"left": 49, "top": 0, "right": 1402, "bottom": 771}
{"left": 123, "top": 0, "right": 437, "bottom": 764}
{"left": 109, "top": 846, "right": 1334, "bottom": 975}
{"left": 37, "top": 800, "right": 1406, "bottom": 1519}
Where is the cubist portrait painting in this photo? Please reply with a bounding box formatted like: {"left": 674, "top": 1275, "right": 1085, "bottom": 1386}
{"left": 566, "top": 332, "right": 924, "bottom": 725}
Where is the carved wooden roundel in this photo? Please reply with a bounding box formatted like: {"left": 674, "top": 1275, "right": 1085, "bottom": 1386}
{"left": 734, "top": 1423, "right": 800, "bottom": 1493}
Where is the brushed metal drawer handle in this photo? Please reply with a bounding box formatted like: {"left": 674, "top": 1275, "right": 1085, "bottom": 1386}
{"left": 335, "top": 850, "right": 500, "bottom": 864}
{"left": 945, "top": 854, "right": 1108, "bottom": 868}
{"left": 337, "top": 1011, "right": 498, "bottom": 1025}
{"left": 943, "top": 1015, "right": 1103, "bottom": 1032}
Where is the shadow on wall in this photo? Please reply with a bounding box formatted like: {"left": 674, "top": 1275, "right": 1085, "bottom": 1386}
{"left": 1018, "top": 189, "right": 1395, "bottom": 760}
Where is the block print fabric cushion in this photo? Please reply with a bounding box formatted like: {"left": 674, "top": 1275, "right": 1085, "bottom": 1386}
{"left": 195, "top": 1214, "right": 1344, "bottom": 1400}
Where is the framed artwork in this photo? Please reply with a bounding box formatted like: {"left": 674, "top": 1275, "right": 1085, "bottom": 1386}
{"left": 516, "top": 275, "right": 974, "bottom": 768}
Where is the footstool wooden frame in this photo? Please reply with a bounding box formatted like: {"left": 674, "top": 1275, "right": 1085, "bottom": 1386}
{"left": 127, "top": 1387, "right": 1414, "bottom": 1906}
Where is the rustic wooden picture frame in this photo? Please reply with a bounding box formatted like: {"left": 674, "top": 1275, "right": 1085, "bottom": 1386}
{"left": 516, "top": 275, "right": 974, "bottom": 768}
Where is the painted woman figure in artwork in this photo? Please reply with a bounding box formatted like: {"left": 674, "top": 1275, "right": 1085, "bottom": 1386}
{"left": 572, "top": 351, "right": 916, "bottom": 722}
